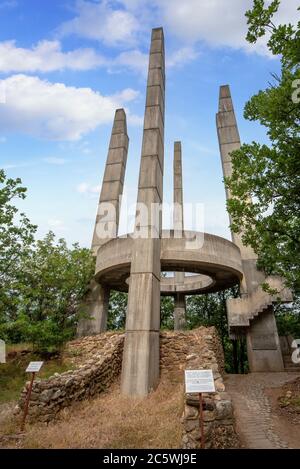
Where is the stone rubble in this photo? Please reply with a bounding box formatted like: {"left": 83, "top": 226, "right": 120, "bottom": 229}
{"left": 16, "top": 327, "right": 239, "bottom": 448}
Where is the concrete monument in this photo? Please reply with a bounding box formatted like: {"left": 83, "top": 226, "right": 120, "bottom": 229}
{"left": 78, "top": 28, "right": 292, "bottom": 396}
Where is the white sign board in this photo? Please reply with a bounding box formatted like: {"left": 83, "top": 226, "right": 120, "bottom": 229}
{"left": 185, "top": 369, "right": 215, "bottom": 393}
{"left": 0, "top": 339, "right": 5, "bottom": 363}
{"left": 26, "top": 361, "right": 43, "bottom": 373}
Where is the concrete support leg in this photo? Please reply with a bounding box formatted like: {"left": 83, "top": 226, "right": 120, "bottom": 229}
{"left": 173, "top": 142, "right": 186, "bottom": 329}
{"left": 174, "top": 292, "right": 186, "bottom": 330}
{"left": 77, "top": 280, "right": 110, "bottom": 337}
{"left": 246, "top": 306, "right": 284, "bottom": 372}
{"left": 174, "top": 270, "right": 186, "bottom": 330}
{"left": 121, "top": 27, "right": 165, "bottom": 396}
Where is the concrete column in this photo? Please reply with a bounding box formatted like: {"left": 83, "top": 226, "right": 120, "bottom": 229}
{"left": 216, "top": 85, "right": 283, "bottom": 371}
{"left": 216, "top": 85, "right": 265, "bottom": 294}
{"left": 121, "top": 27, "right": 165, "bottom": 396}
{"left": 77, "top": 280, "right": 110, "bottom": 336}
{"left": 91, "top": 108, "right": 128, "bottom": 255}
{"left": 174, "top": 292, "right": 186, "bottom": 331}
{"left": 77, "top": 109, "right": 128, "bottom": 337}
{"left": 246, "top": 306, "right": 284, "bottom": 372}
{"left": 173, "top": 141, "right": 186, "bottom": 330}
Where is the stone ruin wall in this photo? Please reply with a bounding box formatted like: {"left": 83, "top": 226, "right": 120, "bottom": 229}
{"left": 16, "top": 333, "right": 124, "bottom": 424}
{"left": 16, "top": 327, "right": 237, "bottom": 448}
{"left": 181, "top": 328, "right": 238, "bottom": 449}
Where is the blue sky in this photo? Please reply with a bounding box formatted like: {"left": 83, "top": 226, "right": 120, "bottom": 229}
{"left": 0, "top": 0, "right": 298, "bottom": 247}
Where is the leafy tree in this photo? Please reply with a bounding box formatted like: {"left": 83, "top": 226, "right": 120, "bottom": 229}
{"left": 160, "top": 296, "right": 174, "bottom": 329}
{"left": 275, "top": 294, "right": 300, "bottom": 338}
{"left": 0, "top": 170, "right": 37, "bottom": 328}
{"left": 225, "top": 0, "right": 300, "bottom": 292}
{"left": 0, "top": 232, "right": 95, "bottom": 353}
{"left": 107, "top": 290, "right": 127, "bottom": 330}
{"left": 186, "top": 287, "right": 246, "bottom": 373}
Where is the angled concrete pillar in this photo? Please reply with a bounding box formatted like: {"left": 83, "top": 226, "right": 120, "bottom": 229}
{"left": 216, "top": 85, "right": 283, "bottom": 371}
{"left": 173, "top": 141, "right": 186, "bottom": 330}
{"left": 121, "top": 27, "right": 165, "bottom": 396}
{"left": 77, "top": 109, "right": 128, "bottom": 337}
{"left": 91, "top": 108, "right": 128, "bottom": 255}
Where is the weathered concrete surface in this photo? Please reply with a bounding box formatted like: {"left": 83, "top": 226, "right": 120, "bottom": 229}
{"left": 78, "top": 109, "right": 128, "bottom": 337}
{"left": 92, "top": 108, "right": 128, "bottom": 255}
{"left": 95, "top": 230, "right": 243, "bottom": 293}
{"left": 173, "top": 141, "right": 186, "bottom": 329}
{"left": 121, "top": 27, "right": 165, "bottom": 396}
{"left": 216, "top": 85, "right": 286, "bottom": 372}
{"left": 246, "top": 307, "right": 284, "bottom": 372}
{"left": 161, "top": 273, "right": 213, "bottom": 295}
{"left": 77, "top": 280, "right": 110, "bottom": 336}
{"left": 216, "top": 85, "right": 256, "bottom": 267}
{"left": 174, "top": 293, "right": 186, "bottom": 330}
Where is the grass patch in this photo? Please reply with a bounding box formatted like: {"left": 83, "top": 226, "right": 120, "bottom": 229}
{"left": 0, "top": 344, "right": 74, "bottom": 404}
{"left": 1, "top": 376, "right": 184, "bottom": 449}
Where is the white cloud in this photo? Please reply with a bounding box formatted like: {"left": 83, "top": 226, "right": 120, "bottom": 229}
{"left": 167, "top": 47, "right": 199, "bottom": 68}
{"left": 2, "top": 161, "right": 32, "bottom": 170}
{"left": 104, "top": 0, "right": 298, "bottom": 58}
{"left": 0, "top": 38, "right": 197, "bottom": 78}
{"left": 77, "top": 182, "right": 100, "bottom": 194}
{"left": 113, "top": 87, "right": 140, "bottom": 102}
{"left": 112, "top": 46, "right": 199, "bottom": 76}
{"left": 0, "top": 74, "right": 140, "bottom": 141}
{"left": 43, "top": 157, "right": 66, "bottom": 165}
{"left": 59, "top": 0, "right": 140, "bottom": 47}
{"left": 0, "top": 0, "right": 18, "bottom": 10}
{"left": 114, "top": 49, "right": 148, "bottom": 75}
{"left": 0, "top": 40, "right": 106, "bottom": 73}
{"left": 157, "top": 0, "right": 298, "bottom": 57}
{"left": 47, "top": 218, "right": 67, "bottom": 230}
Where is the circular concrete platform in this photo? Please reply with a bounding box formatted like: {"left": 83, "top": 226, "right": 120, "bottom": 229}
{"left": 95, "top": 230, "right": 243, "bottom": 295}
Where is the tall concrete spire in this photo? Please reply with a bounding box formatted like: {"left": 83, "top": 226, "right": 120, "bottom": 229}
{"left": 173, "top": 141, "right": 186, "bottom": 330}
{"left": 91, "top": 108, "right": 128, "bottom": 255}
{"left": 216, "top": 85, "right": 284, "bottom": 372}
{"left": 216, "top": 85, "right": 261, "bottom": 294}
{"left": 121, "top": 27, "right": 165, "bottom": 396}
{"left": 216, "top": 86, "right": 255, "bottom": 260}
{"left": 77, "top": 109, "right": 128, "bottom": 337}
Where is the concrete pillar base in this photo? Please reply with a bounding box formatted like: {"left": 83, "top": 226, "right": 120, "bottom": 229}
{"left": 77, "top": 280, "right": 110, "bottom": 336}
{"left": 121, "top": 331, "right": 160, "bottom": 396}
{"left": 246, "top": 306, "right": 284, "bottom": 372}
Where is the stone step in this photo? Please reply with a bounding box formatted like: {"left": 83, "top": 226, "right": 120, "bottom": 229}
{"left": 284, "top": 366, "right": 300, "bottom": 372}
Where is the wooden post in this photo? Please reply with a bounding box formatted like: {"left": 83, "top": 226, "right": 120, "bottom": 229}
{"left": 199, "top": 392, "right": 205, "bottom": 449}
{"left": 21, "top": 372, "right": 35, "bottom": 431}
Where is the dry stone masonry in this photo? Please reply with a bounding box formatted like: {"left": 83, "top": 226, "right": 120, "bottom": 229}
{"left": 16, "top": 333, "right": 124, "bottom": 423}
{"left": 182, "top": 328, "right": 238, "bottom": 449}
{"left": 17, "top": 327, "right": 238, "bottom": 450}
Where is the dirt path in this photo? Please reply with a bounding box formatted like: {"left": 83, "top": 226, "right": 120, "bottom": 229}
{"left": 225, "top": 373, "right": 300, "bottom": 449}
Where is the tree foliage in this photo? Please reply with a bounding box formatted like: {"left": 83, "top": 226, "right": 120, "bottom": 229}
{"left": 225, "top": 0, "right": 300, "bottom": 292}
{"left": 107, "top": 290, "right": 127, "bottom": 330}
{"left": 0, "top": 170, "right": 37, "bottom": 323}
{"left": 0, "top": 170, "right": 95, "bottom": 353}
